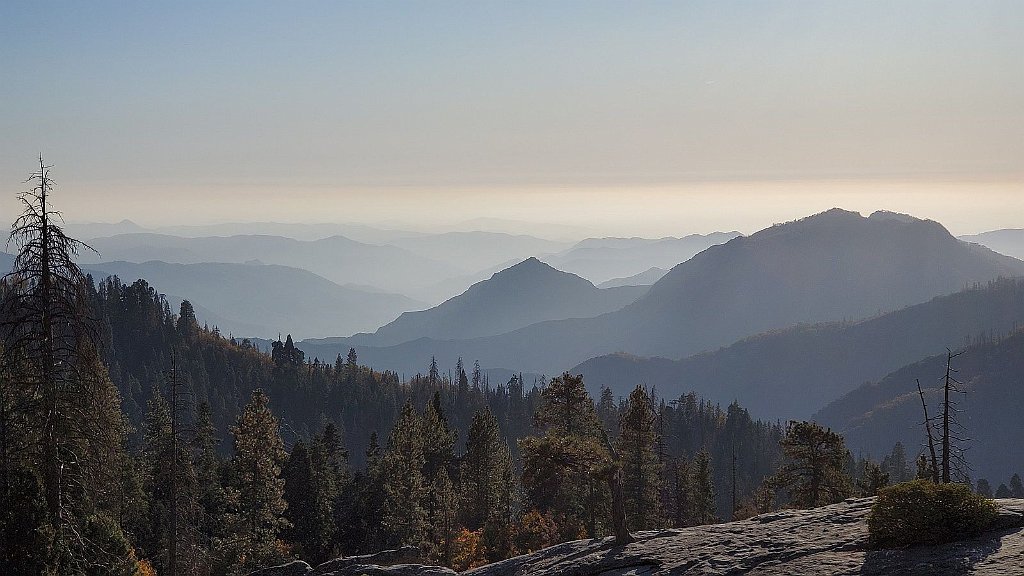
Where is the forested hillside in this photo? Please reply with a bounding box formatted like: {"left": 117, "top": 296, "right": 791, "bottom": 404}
{"left": 319, "top": 257, "right": 646, "bottom": 347}
{"left": 814, "top": 327, "right": 1024, "bottom": 481}
{"left": 296, "top": 209, "right": 1024, "bottom": 379}
{"left": 574, "top": 277, "right": 1024, "bottom": 420}
{"left": 4, "top": 232, "right": 788, "bottom": 574}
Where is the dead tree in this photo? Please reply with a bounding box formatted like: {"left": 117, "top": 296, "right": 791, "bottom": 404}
{"left": 915, "top": 379, "right": 939, "bottom": 483}
{"left": 940, "top": 349, "right": 968, "bottom": 483}
{"left": 1, "top": 157, "right": 97, "bottom": 538}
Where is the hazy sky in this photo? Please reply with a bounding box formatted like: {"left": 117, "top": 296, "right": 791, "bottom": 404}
{"left": 1, "top": 1, "right": 1022, "bottom": 236}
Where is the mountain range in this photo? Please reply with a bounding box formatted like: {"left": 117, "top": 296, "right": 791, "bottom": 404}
{"left": 296, "top": 209, "right": 1024, "bottom": 382}
{"left": 960, "top": 229, "right": 1024, "bottom": 261}
{"left": 316, "top": 257, "right": 647, "bottom": 347}
{"left": 573, "top": 277, "right": 1024, "bottom": 421}
{"left": 814, "top": 327, "right": 1024, "bottom": 482}
{"left": 542, "top": 232, "right": 740, "bottom": 284}
{"left": 86, "top": 260, "right": 422, "bottom": 339}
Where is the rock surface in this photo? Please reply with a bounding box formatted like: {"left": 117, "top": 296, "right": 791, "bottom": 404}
{"left": 254, "top": 499, "right": 1024, "bottom": 575}
{"left": 467, "top": 498, "right": 1024, "bottom": 576}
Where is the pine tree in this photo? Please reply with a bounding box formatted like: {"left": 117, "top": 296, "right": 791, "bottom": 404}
{"left": 616, "top": 385, "right": 661, "bottom": 529}
{"left": 460, "top": 408, "right": 502, "bottom": 530}
{"left": 427, "top": 469, "right": 457, "bottom": 566}
{"left": 1010, "top": 474, "right": 1024, "bottom": 498}
{"left": 481, "top": 442, "right": 519, "bottom": 562}
{"left": 856, "top": 460, "right": 889, "bottom": 497}
{"left": 422, "top": 392, "right": 456, "bottom": 482}
{"left": 881, "top": 442, "right": 911, "bottom": 484}
{"left": 193, "top": 401, "right": 224, "bottom": 564}
{"left": 356, "top": 432, "right": 388, "bottom": 552}
{"left": 380, "top": 400, "right": 427, "bottom": 547}
{"left": 976, "top": 478, "right": 993, "bottom": 497}
{"left": 533, "top": 372, "right": 600, "bottom": 436}
{"left": 690, "top": 448, "right": 716, "bottom": 525}
{"left": 775, "top": 421, "right": 852, "bottom": 508}
{"left": 0, "top": 158, "right": 132, "bottom": 570}
{"left": 597, "top": 386, "right": 618, "bottom": 437}
{"left": 222, "top": 389, "right": 289, "bottom": 574}
{"left": 520, "top": 372, "right": 610, "bottom": 540}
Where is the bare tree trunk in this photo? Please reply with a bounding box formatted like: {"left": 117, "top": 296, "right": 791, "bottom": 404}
{"left": 916, "top": 379, "right": 939, "bottom": 483}
{"left": 606, "top": 466, "right": 633, "bottom": 545}
{"left": 942, "top": 353, "right": 951, "bottom": 483}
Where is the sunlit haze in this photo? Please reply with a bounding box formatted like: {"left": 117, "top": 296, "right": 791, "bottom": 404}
{"left": 2, "top": 1, "right": 1022, "bottom": 237}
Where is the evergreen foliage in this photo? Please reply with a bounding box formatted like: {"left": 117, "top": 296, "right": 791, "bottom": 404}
{"left": 869, "top": 480, "right": 998, "bottom": 548}
{"left": 616, "top": 385, "right": 662, "bottom": 529}
{"left": 775, "top": 421, "right": 853, "bottom": 508}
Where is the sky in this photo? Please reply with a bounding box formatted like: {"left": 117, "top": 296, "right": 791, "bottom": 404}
{"left": 1, "top": 1, "right": 1022, "bottom": 237}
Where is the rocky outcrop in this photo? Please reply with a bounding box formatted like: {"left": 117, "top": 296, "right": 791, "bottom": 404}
{"left": 253, "top": 499, "right": 1024, "bottom": 576}
{"left": 467, "top": 498, "right": 1024, "bottom": 576}
{"left": 250, "top": 546, "right": 457, "bottom": 576}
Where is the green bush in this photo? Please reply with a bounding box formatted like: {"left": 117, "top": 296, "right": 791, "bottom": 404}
{"left": 868, "top": 479, "right": 999, "bottom": 548}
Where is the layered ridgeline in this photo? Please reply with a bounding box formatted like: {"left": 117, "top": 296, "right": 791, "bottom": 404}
{"left": 78, "top": 232, "right": 461, "bottom": 301}
{"left": 78, "top": 274, "right": 783, "bottom": 518}
{"left": 541, "top": 232, "right": 740, "bottom": 284}
{"left": 815, "top": 327, "right": 1024, "bottom": 482}
{"left": 574, "top": 278, "right": 1024, "bottom": 421}
{"left": 87, "top": 260, "right": 423, "bottom": 339}
{"left": 597, "top": 267, "right": 669, "bottom": 288}
{"left": 318, "top": 258, "right": 647, "bottom": 348}
{"left": 296, "top": 209, "right": 1024, "bottom": 380}
{"left": 961, "top": 229, "right": 1024, "bottom": 261}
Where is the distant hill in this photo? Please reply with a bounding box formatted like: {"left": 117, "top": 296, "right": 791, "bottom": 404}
{"left": 297, "top": 209, "right": 1024, "bottom": 380}
{"left": 78, "top": 233, "right": 460, "bottom": 298}
{"left": 332, "top": 257, "right": 647, "bottom": 347}
{"left": 87, "top": 260, "right": 423, "bottom": 339}
{"left": 542, "top": 232, "right": 740, "bottom": 284}
{"left": 814, "top": 328, "right": 1024, "bottom": 482}
{"left": 387, "top": 232, "right": 570, "bottom": 276}
{"left": 573, "top": 278, "right": 1024, "bottom": 421}
{"left": 961, "top": 229, "right": 1024, "bottom": 261}
{"left": 597, "top": 267, "right": 668, "bottom": 288}
{"left": 65, "top": 219, "right": 150, "bottom": 239}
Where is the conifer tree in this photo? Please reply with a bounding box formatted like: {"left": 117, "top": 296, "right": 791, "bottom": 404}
{"left": 855, "top": 460, "right": 889, "bottom": 497}
{"left": 222, "top": 389, "right": 289, "bottom": 574}
{"left": 460, "top": 408, "right": 503, "bottom": 530}
{"left": 1, "top": 159, "right": 137, "bottom": 572}
{"left": 427, "top": 469, "right": 457, "bottom": 565}
{"left": 775, "top": 421, "right": 852, "bottom": 508}
{"left": 521, "top": 372, "right": 610, "bottom": 540}
{"left": 381, "top": 400, "right": 427, "bottom": 547}
{"left": 481, "top": 442, "right": 519, "bottom": 562}
{"left": 1010, "top": 474, "right": 1024, "bottom": 498}
{"left": 422, "top": 392, "right": 456, "bottom": 482}
{"left": 616, "top": 385, "right": 661, "bottom": 529}
{"left": 690, "top": 448, "right": 716, "bottom": 525}
{"left": 976, "top": 478, "right": 993, "bottom": 497}
{"left": 356, "top": 432, "right": 387, "bottom": 552}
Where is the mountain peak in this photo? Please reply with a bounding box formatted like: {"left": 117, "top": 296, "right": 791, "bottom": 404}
{"left": 497, "top": 256, "right": 564, "bottom": 278}
{"left": 868, "top": 210, "right": 921, "bottom": 223}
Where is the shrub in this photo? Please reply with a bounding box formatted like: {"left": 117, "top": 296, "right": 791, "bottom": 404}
{"left": 868, "top": 480, "right": 999, "bottom": 548}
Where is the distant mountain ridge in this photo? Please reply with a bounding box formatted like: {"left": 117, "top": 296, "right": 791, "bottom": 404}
{"left": 87, "top": 260, "right": 423, "bottom": 339}
{"left": 960, "top": 229, "right": 1024, "bottom": 261}
{"left": 542, "top": 232, "right": 740, "bottom": 283}
{"left": 78, "top": 232, "right": 460, "bottom": 300}
{"left": 296, "top": 209, "right": 1024, "bottom": 380}
{"left": 573, "top": 277, "right": 1024, "bottom": 421}
{"left": 307, "top": 257, "right": 648, "bottom": 347}
{"left": 597, "top": 267, "right": 668, "bottom": 288}
{"left": 814, "top": 327, "right": 1024, "bottom": 481}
